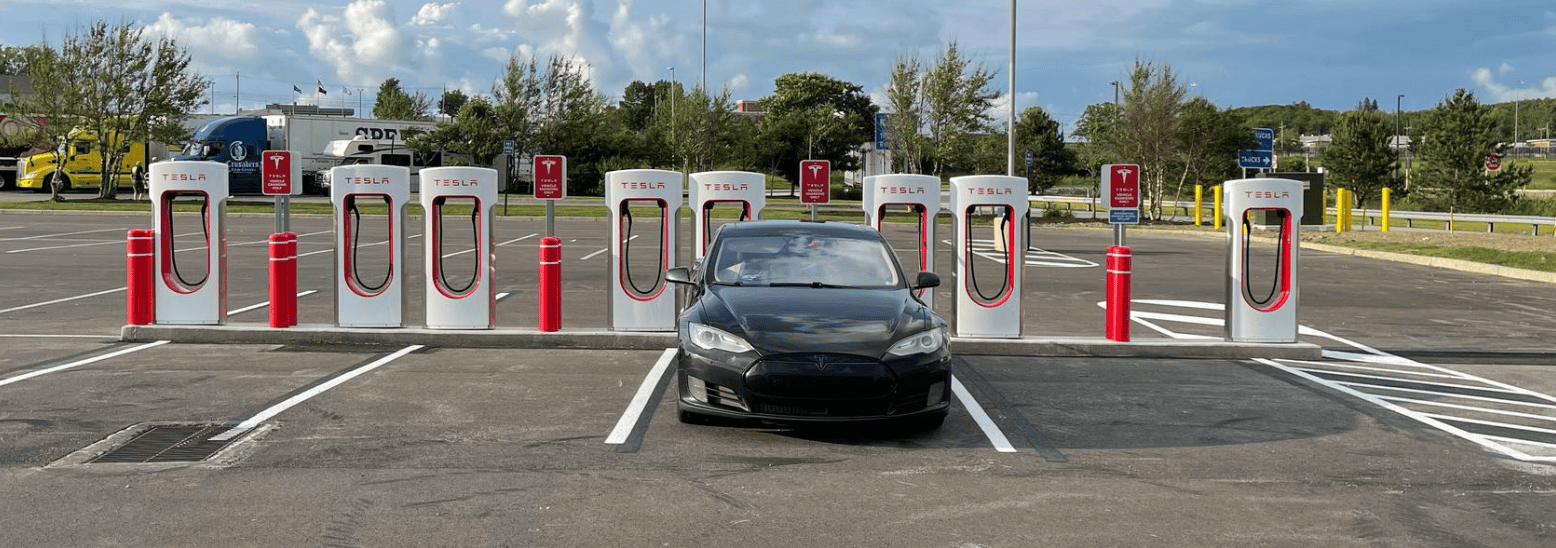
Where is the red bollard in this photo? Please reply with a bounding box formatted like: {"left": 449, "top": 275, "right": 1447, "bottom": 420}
{"left": 268, "top": 232, "right": 296, "bottom": 328}
{"left": 126, "top": 229, "right": 155, "bottom": 325}
{"left": 284, "top": 232, "right": 298, "bottom": 326}
{"left": 539, "top": 236, "right": 562, "bottom": 332}
{"left": 1105, "top": 245, "right": 1132, "bottom": 342}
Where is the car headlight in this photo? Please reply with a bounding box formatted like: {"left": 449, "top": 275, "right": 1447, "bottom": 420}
{"left": 886, "top": 327, "right": 947, "bottom": 358}
{"left": 688, "top": 322, "right": 754, "bottom": 354}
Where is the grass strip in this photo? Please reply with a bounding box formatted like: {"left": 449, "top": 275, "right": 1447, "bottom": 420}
{"left": 1324, "top": 240, "right": 1556, "bottom": 273}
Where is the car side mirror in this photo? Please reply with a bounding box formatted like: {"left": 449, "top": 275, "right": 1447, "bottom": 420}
{"left": 665, "top": 267, "right": 693, "bottom": 285}
{"left": 913, "top": 271, "right": 940, "bottom": 290}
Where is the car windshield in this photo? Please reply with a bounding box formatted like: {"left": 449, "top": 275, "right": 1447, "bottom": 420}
{"left": 709, "top": 234, "right": 902, "bottom": 288}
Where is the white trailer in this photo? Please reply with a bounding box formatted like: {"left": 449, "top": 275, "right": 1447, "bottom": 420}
{"left": 263, "top": 115, "right": 436, "bottom": 188}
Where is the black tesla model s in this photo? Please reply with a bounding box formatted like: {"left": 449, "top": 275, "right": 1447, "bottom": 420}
{"left": 664, "top": 220, "right": 951, "bottom": 429}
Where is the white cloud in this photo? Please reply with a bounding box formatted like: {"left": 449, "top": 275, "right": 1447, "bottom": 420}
{"left": 145, "top": 13, "right": 261, "bottom": 72}
{"left": 1472, "top": 66, "right": 1556, "bottom": 102}
{"left": 411, "top": 3, "right": 460, "bottom": 27}
{"left": 297, "top": 0, "right": 420, "bottom": 85}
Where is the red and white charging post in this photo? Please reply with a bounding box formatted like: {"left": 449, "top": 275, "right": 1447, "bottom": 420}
{"left": 534, "top": 155, "right": 566, "bottom": 332}
{"left": 263, "top": 151, "right": 301, "bottom": 327}
{"left": 1101, "top": 164, "right": 1140, "bottom": 342}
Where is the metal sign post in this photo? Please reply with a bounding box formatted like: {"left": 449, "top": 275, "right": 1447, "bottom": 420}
{"left": 534, "top": 155, "right": 567, "bottom": 236}
{"left": 262, "top": 150, "right": 301, "bottom": 233}
{"left": 1101, "top": 164, "right": 1140, "bottom": 244}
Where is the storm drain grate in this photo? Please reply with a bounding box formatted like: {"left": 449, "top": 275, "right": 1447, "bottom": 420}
{"left": 88, "top": 424, "right": 240, "bottom": 464}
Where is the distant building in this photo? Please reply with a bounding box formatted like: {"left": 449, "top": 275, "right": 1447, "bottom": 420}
{"left": 250, "top": 103, "right": 356, "bottom": 117}
{"left": 1300, "top": 134, "right": 1331, "bottom": 151}
{"left": 734, "top": 100, "right": 764, "bottom": 117}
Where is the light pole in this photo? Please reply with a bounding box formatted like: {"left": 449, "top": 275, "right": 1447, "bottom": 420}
{"left": 1007, "top": 0, "right": 1015, "bottom": 177}
{"left": 1111, "top": 81, "right": 1120, "bottom": 106}
{"left": 1395, "top": 94, "right": 1403, "bottom": 153}
{"left": 667, "top": 66, "right": 676, "bottom": 161}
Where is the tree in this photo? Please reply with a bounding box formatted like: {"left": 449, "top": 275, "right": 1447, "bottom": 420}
{"left": 882, "top": 54, "right": 928, "bottom": 174}
{"left": 1114, "top": 59, "right": 1188, "bottom": 219}
{"left": 1412, "top": 88, "right": 1531, "bottom": 213}
{"left": 921, "top": 42, "right": 999, "bottom": 177}
{"left": 1323, "top": 108, "right": 1397, "bottom": 207}
{"left": 373, "top": 78, "right": 429, "bottom": 120}
{"left": 1013, "top": 106, "right": 1076, "bottom": 194}
{"left": 1173, "top": 96, "right": 1248, "bottom": 204}
{"left": 438, "top": 89, "right": 469, "bottom": 120}
{"left": 10, "top": 22, "right": 209, "bottom": 199}
{"left": 407, "top": 97, "right": 504, "bottom": 164}
{"left": 757, "top": 72, "right": 876, "bottom": 190}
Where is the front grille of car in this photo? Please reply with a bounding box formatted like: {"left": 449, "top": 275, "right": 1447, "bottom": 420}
{"left": 745, "top": 354, "right": 895, "bottom": 399}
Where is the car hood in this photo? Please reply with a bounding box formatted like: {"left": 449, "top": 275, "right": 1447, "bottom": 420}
{"left": 702, "top": 286, "right": 931, "bottom": 356}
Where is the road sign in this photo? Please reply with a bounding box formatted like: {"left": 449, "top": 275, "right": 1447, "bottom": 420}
{"left": 874, "top": 113, "right": 890, "bottom": 150}
{"left": 1254, "top": 128, "right": 1275, "bottom": 151}
{"left": 1101, "top": 164, "right": 1140, "bottom": 225}
{"left": 533, "top": 155, "right": 567, "bottom": 200}
{"left": 1238, "top": 149, "right": 1274, "bottom": 169}
{"left": 1103, "top": 164, "right": 1140, "bottom": 209}
{"left": 1109, "top": 208, "right": 1140, "bottom": 224}
{"left": 504, "top": 140, "right": 515, "bottom": 155}
{"left": 1486, "top": 153, "right": 1502, "bottom": 171}
{"left": 261, "top": 150, "right": 299, "bottom": 195}
{"left": 800, "top": 160, "right": 830, "bottom": 204}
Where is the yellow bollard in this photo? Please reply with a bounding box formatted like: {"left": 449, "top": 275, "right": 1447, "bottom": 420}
{"left": 1213, "top": 184, "right": 1223, "bottom": 230}
{"left": 1194, "top": 185, "right": 1204, "bottom": 227}
{"left": 1381, "top": 188, "right": 1391, "bottom": 233}
{"left": 1335, "top": 188, "right": 1343, "bottom": 234}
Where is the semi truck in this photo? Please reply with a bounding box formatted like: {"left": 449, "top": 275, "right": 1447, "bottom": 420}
{"left": 318, "top": 136, "right": 471, "bottom": 193}
{"left": 13, "top": 130, "right": 164, "bottom": 193}
{"left": 169, "top": 114, "right": 436, "bottom": 194}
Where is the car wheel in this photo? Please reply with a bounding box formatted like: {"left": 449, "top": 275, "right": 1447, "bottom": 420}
{"left": 47, "top": 173, "right": 70, "bottom": 193}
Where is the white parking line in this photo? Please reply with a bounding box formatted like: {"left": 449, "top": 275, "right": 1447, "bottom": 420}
{"left": 0, "top": 340, "right": 170, "bottom": 388}
{"left": 951, "top": 375, "right": 1017, "bottom": 453}
{"left": 210, "top": 344, "right": 424, "bottom": 441}
{"left": 0, "top": 227, "right": 126, "bottom": 241}
{"left": 606, "top": 348, "right": 678, "bottom": 445}
{"left": 227, "top": 290, "right": 319, "bottom": 316}
{"left": 0, "top": 287, "right": 126, "bottom": 315}
{"left": 6, "top": 230, "right": 206, "bottom": 254}
{"left": 582, "top": 235, "right": 636, "bottom": 261}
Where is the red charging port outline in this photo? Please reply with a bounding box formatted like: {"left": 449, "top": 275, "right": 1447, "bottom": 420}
{"left": 158, "top": 191, "right": 209, "bottom": 295}
{"left": 1240, "top": 208, "right": 1293, "bottom": 312}
{"left": 342, "top": 194, "right": 395, "bottom": 297}
{"left": 619, "top": 198, "right": 670, "bottom": 301}
{"left": 430, "top": 196, "right": 483, "bottom": 299}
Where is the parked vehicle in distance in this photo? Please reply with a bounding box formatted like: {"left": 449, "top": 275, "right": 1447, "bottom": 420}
{"left": 169, "top": 115, "right": 436, "bottom": 194}
{"left": 317, "top": 136, "right": 469, "bottom": 193}
{"left": 14, "top": 129, "right": 162, "bottom": 193}
{"left": 665, "top": 220, "right": 951, "bottom": 430}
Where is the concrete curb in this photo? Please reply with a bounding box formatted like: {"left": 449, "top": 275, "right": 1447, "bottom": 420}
{"left": 1298, "top": 241, "right": 1556, "bottom": 284}
{"left": 120, "top": 323, "right": 1321, "bottom": 360}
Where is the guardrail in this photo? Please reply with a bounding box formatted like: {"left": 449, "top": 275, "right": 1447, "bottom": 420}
{"left": 1028, "top": 195, "right": 1556, "bottom": 236}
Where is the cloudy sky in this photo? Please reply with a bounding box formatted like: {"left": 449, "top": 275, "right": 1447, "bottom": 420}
{"left": 4, "top": 0, "right": 1554, "bottom": 133}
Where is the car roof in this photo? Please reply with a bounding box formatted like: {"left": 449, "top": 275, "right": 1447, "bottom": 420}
{"left": 713, "top": 220, "right": 883, "bottom": 240}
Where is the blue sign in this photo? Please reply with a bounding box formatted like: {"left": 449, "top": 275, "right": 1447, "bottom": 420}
{"left": 504, "top": 140, "right": 515, "bottom": 155}
{"left": 1238, "top": 149, "right": 1273, "bottom": 169}
{"left": 1253, "top": 128, "right": 1274, "bottom": 152}
{"left": 874, "top": 112, "right": 890, "bottom": 150}
{"left": 1109, "top": 208, "right": 1140, "bottom": 225}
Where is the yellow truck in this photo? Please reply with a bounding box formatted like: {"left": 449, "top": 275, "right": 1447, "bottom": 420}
{"left": 15, "top": 131, "right": 157, "bottom": 192}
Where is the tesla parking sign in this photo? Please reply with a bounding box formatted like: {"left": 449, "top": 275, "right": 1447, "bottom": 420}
{"left": 534, "top": 155, "right": 566, "bottom": 200}
{"left": 1101, "top": 164, "right": 1140, "bottom": 225}
{"left": 261, "top": 150, "right": 299, "bottom": 195}
{"left": 800, "top": 160, "right": 830, "bottom": 204}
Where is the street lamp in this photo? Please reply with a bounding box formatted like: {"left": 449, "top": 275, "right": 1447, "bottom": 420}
{"left": 1111, "top": 81, "right": 1120, "bottom": 106}
{"left": 1396, "top": 94, "right": 1403, "bottom": 153}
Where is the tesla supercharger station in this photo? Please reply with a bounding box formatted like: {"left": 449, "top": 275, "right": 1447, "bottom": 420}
{"left": 1224, "top": 178, "right": 1303, "bottom": 343}
{"left": 331, "top": 164, "right": 410, "bottom": 328}
{"left": 949, "top": 175, "right": 1028, "bottom": 338}
{"left": 151, "top": 161, "right": 229, "bottom": 325}
{"left": 689, "top": 171, "right": 766, "bottom": 259}
{"left": 420, "top": 166, "right": 498, "bottom": 329}
{"left": 863, "top": 174, "right": 940, "bottom": 307}
{"left": 606, "top": 169, "right": 683, "bottom": 331}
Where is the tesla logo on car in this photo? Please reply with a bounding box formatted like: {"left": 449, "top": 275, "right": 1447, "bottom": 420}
{"left": 814, "top": 355, "right": 831, "bottom": 371}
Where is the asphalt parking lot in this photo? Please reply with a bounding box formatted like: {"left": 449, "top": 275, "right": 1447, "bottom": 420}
{"left": 3, "top": 201, "right": 1555, "bottom": 546}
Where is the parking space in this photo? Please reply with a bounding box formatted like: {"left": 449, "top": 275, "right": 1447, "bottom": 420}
{"left": 3, "top": 208, "right": 1556, "bottom": 545}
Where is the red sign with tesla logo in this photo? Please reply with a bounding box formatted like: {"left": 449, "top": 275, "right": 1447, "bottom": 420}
{"left": 534, "top": 155, "right": 567, "bottom": 200}
{"left": 1105, "top": 164, "right": 1140, "bottom": 208}
{"left": 262, "top": 150, "right": 295, "bottom": 195}
{"left": 800, "top": 160, "right": 830, "bottom": 204}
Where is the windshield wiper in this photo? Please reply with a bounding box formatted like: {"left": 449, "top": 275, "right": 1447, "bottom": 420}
{"left": 768, "top": 281, "right": 851, "bottom": 288}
